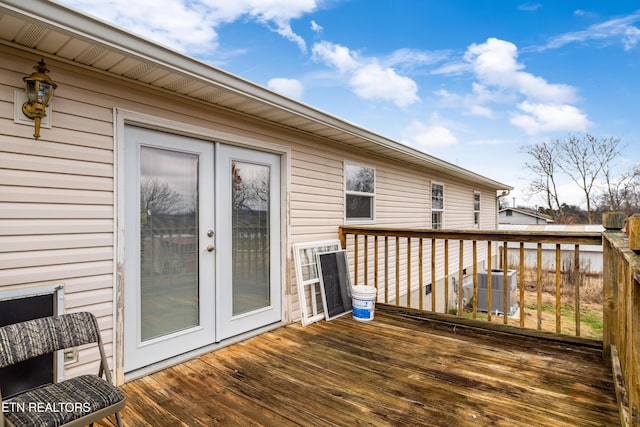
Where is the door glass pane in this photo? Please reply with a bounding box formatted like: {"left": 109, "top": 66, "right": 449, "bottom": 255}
{"left": 140, "top": 146, "right": 199, "bottom": 341}
{"left": 232, "top": 161, "right": 270, "bottom": 315}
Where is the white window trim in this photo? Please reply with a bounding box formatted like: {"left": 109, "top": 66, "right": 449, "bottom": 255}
{"left": 344, "top": 161, "right": 376, "bottom": 224}
{"left": 431, "top": 181, "right": 444, "bottom": 229}
{"left": 473, "top": 191, "right": 481, "bottom": 229}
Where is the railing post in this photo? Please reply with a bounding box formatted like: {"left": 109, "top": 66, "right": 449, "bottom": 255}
{"left": 602, "top": 212, "right": 625, "bottom": 362}
{"left": 338, "top": 226, "right": 347, "bottom": 249}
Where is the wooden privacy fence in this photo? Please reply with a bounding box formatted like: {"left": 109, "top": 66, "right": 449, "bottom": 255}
{"left": 339, "top": 226, "right": 602, "bottom": 336}
{"left": 603, "top": 229, "right": 640, "bottom": 426}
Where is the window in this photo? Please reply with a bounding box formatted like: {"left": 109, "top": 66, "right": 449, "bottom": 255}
{"left": 473, "top": 191, "right": 481, "bottom": 228}
{"left": 431, "top": 182, "right": 444, "bottom": 229}
{"left": 345, "top": 163, "right": 375, "bottom": 222}
{"left": 506, "top": 210, "right": 513, "bottom": 217}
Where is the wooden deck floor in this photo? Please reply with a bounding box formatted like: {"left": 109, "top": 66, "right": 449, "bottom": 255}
{"left": 99, "top": 309, "right": 619, "bottom": 426}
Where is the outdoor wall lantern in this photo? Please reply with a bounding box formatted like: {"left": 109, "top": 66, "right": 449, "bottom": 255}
{"left": 22, "top": 58, "right": 57, "bottom": 140}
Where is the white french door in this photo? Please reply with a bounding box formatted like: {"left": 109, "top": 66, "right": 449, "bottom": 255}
{"left": 215, "top": 144, "right": 281, "bottom": 340}
{"left": 124, "top": 126, "right": 215, "bottom": 372}
{"left": 123, "top": 126, "right": 281, "bottom": 372}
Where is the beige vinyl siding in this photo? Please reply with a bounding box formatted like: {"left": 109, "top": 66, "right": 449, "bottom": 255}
{"left": 1, "top": 50, "right": 115, "bottom": 379}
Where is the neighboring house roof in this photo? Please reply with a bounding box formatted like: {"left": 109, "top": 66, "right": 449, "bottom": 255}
{"left": 0, "top": 0, "right": 512, "bottom": 191}
{"left": 499, "top": 208, "right": 554, "bottom": 223}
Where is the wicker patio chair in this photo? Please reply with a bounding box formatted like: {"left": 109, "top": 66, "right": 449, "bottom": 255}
{"left": 0, "top": 312, "right": 125, "bottom": 427}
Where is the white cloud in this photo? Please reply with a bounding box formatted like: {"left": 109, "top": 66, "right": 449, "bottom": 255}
{"left": 61, "top": 0, "right": 220, "bottom": 53}
{"left": 349, "top": 64, "right": 419, "bottom": 108}
{"left": 510, "top": 101, "right": 590, "bottom": 135}
{"left": 311, "top": 41, "right": 360, "bottom": 73}
{"left": 403, "top": 120, "right": 458, "bottom": 149}
{"left": 312, "top": 41, "right": 420, "bottom": 108}
{"left": 434, "top": 84, "right": 499, "bottom": 118}
{"left": 543, "top": 11, "right": 640, "bottom": 51}
{"left": 465, "top": 38, "right": 577, "bottom": 103}
{"left": 518, "top": 3, "right": 542, "bottom": 12}
{"left": 60, "top": 0, "right": 319, "bottom": 53}
{"left": 431, "top": 61, "right": 471, "bottom": 76}
{"left": 624, "top": 26, "right": 640, "bottom": 50}
{"left": 268, "top": 78, "right": 304, "bottom": 99}
{"left": 435, "top": 37, "right": 589, "bottom": 135}
{"left": 311, "top": 20, "right": 323, "bottom": 33}
{"left": 383, "top": 48, "right": 452, "bottom": 73}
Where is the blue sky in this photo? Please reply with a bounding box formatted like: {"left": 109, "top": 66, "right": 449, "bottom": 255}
{"left": 59, "top": 0, "right": 640, "bottom": 209}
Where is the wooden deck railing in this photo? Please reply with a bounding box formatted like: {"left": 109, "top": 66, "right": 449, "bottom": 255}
{"left": 602, "top": 226, "right": 640, "bottom": 426}
{"left": 339, "top": 226, "right": 603, "bottom": 336}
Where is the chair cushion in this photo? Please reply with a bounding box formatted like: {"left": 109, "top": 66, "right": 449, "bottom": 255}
{"left": 0, "top": 313, "right": 100, "bottom": 368}
{"left": 4, "top": 375, "right": 125, "bottom": 427}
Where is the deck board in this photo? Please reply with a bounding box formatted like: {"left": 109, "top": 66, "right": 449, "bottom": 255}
{"left": 98, "top": 310, "right": 619, "bottom": 426}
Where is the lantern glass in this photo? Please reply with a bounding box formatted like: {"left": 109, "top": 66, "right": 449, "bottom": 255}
{"left": 25, "top": 80, "right": 37, "bottom": 103}
{"left": 38, "top": 82, "right": 52, "bottom": 104}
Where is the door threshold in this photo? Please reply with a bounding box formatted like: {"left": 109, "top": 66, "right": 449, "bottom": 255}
{"left": 123, "top": 321, "right": 285, "bottom": 383}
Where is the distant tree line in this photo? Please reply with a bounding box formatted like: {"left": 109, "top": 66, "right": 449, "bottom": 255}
{"left": 520, "top": 134, "right": 640, "bottom": 224}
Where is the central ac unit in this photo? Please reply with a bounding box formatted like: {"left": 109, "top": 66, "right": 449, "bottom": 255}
{"left": 476, "top": 269, "right": 518, "bottom": 316}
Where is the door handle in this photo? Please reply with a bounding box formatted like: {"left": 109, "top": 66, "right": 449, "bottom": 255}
{"left": 206, "top": 244, "right": 214, "bottom": 252}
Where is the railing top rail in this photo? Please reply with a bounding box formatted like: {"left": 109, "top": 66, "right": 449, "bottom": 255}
{"left": 339, "top": 225, "right": 603, "bottom": 246}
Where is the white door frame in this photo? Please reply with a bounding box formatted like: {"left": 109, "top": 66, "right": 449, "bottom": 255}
{"left": 114, "top": 109, "right": 291, "bottom": 383}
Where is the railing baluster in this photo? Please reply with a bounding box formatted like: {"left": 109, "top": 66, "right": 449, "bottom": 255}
{"left": 472, "top": 240, "right": 477, "bottom": 319}
{"left": 354, "top": 234, "right": 359, "bottom": 285}
{"left": 458, "top": 240, "right": 464, "bottom": 315}
{"left": 363, "top": 235, "right": 368, "bottom": 286}
{"left": 407, "top": 237, "right": 411, "bottom": 308}
{"left": 519, "top": 242, "right": 525, "bottom": 328}
{"left": 503, "top": 241, "right": 508, "bottom": 325}
{"left": 395, "top": 237, "right": 400, "bottom": 305}
{"left": 574, "top": 244, "right": 580, "bottom": 337}
{"left": 384, "top": 236, "right": 389, "bottom": 304}
{"left": 374, "top": 236, "right": 379, "bottom": 296}
{"left": 431, "top": 238, "right": 436, "bottom": 312}
{"left": 537, "top": 243, "right": 543, "bottom": 330}
{"left": 487, "top": 241, "right": 492, "bottom": 322}
{"left": 444, "top": 239, "right": 449, "bottom": 313}
{"left": 419, "top": 238, "right": 424, "bottom": 310}
{"left": 556, "top": 243, "right": 561, "bottom": 333}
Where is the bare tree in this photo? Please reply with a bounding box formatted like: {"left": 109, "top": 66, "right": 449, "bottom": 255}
{"left": 596, "top": 163, "right": 640, "bottom": 215}
{"left": 140, "top": 177, "right": 183, "bottom": 215}
{"left": 556, "top": 135, "right": 622, "bottom": 224}
{"left": 521, "top": 142, "right": 565, "bottom": 222}
{"left": 232, "top": 163, "right": 269, "bottom": 211}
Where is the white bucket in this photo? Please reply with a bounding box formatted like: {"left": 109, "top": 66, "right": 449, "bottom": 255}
{"left": 351, "top": 285, "right": 377, "bottom": 321}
